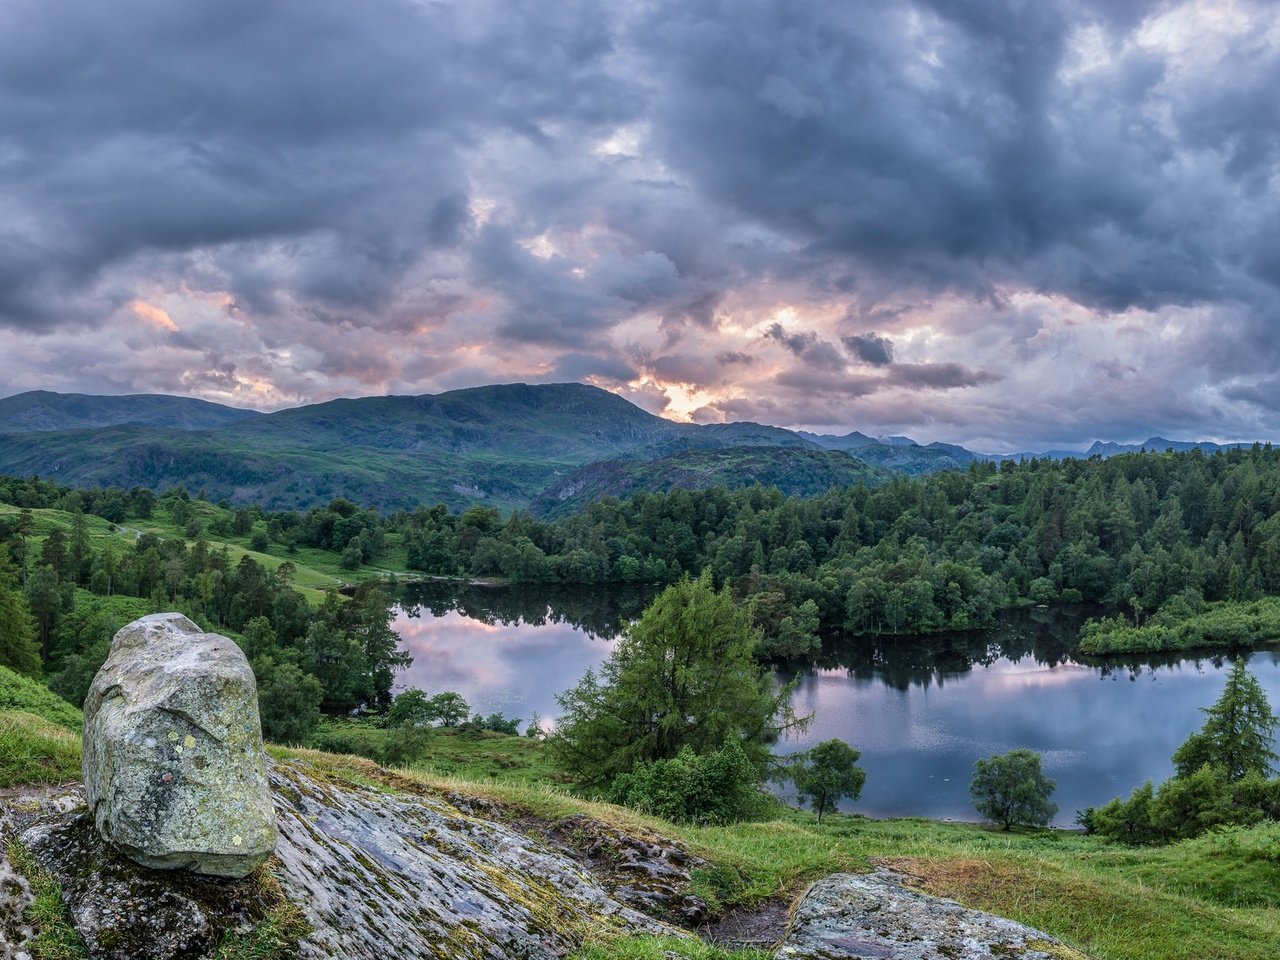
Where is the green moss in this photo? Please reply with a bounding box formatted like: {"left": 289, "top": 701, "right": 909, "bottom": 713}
{"left": 206, "top": 862, "right": 310, "bottom": 960}
{"left": 569, "top": 936, "right": 770, "bottom": 960}
{"left": 208, "top": 901, "right": 309, "bottom": 960}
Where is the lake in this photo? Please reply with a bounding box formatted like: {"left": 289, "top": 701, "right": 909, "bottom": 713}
{"left": 391, "top": 584, "right": 1280, "bottom": 826}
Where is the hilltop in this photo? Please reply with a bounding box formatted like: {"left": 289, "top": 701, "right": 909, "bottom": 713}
{"left": 0, "top": 390, "right": 258, "bottom": 432}
{"left": 0, "top": 384, "right": 940, "bottom": 511}
{"left": 0, "top": 384, "right": 1270, "bottom": 513}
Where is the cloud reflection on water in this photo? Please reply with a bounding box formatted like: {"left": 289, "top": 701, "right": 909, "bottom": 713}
{"left": 785, "top": 650, "right": 1280, "bottom": 824}
{"left": 389, "top": 591, "right": 1280, "bottom": 826}
{"left": 393, "top": 608, "right": 617, "bottom": 725}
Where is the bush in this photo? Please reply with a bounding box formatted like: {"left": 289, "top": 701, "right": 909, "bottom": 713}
{"left": 464, "top": 712, "right": 521, "bottom": 735}
{"left": 1028, "top": 577, "right": 1057, "bottom": 603}
{"left": 609, "top": 739, "right": 770, "bottom": 824}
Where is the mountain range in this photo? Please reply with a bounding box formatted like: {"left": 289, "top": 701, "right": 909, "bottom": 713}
{"left": 0, "top": 384, "right": 1266, "bottom": 513}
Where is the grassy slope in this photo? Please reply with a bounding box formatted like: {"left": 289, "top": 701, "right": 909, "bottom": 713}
{"left": 0, "top": 501, "right": 409, "bottom": 604}
{"left": 286, "top": 748, "right": 1280, "bottom": 960}
{"left": 2, "top": 682, "right": 1277, "bottom": 960}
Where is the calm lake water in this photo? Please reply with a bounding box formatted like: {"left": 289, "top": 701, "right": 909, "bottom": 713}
{"left": 391, "top": 584, "right": 1280, "bottom": 826}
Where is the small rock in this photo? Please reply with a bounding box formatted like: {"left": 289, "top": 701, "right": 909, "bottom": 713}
{"left": 775, "top": 870, "right": 1087, "bottom": 959}
{"left": 82, "top": 613, "right": 277, "bottom": 878}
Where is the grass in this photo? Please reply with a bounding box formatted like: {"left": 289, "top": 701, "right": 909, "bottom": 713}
{"left": 208, "top": 865, "right": 311, "bottom": 960}
{"left": 0, "top": 501, "right": 414, "bottom": 605}
{"left": 4, "top": 839, "right": 90, "bottom": 960}
{"left": 276, "top": 746, "right": 1280, "bottom": 960}
{"left": 0, "top": 711, "right": 81, "bottom": 787}
{"left": 0, "top": 665, "right": 83, "bottom": 730}
{"left": 307, "top": 718, "right": 562, "bottom": 785}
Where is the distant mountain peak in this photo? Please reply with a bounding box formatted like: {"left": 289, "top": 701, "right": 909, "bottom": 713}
{"left": 0, "top": 390, "right": 259, "bottom": 433}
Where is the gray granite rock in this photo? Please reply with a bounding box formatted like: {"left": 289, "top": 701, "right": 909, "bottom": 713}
{"left": 775, "top": 870, "right": 1087, "bottom": 960}
{"left": 269, "top": 759, "right": 679, "bottom": 959}
{"left": 5, "top": 758, "right": 686, "bottom": 960}
{"left": 82, "top": 613, "right": 276, "bottom": 878}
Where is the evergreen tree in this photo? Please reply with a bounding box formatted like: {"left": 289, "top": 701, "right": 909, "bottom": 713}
{"left": 252, "top": 655, "right": 323, "bottom": 744}
{"left": 0, "top": 554, "right": 41, "bottom": 677}
{"left": 550, "top": 571, "right": 806, "bottom": 790}
{"left": 1172, "top": 658, "right": 1278, "bottom": 781}
{"left": 24, "top": 565, "right": 62, "bottom": 661}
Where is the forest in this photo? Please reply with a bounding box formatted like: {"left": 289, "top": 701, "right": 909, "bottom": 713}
{"left": 4, "top": 444, "right": 1280, "bottom": 745}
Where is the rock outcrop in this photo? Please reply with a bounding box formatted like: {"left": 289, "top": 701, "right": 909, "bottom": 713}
{"left": 81, "top": 613, "right": 277, "bottom": 878}
{"left": 5, "top": 758, "right": 682, "bottom": 960}
{"left": 775, "top": 870, "right": 1086, "bottom": 960}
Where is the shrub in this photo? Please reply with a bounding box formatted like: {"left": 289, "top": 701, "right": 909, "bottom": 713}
{"left": 609, "top": 739, "right": 770, "bottom": 825}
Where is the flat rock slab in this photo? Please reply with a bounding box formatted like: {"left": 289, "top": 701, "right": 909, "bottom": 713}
{"left": 775, "top": 870, "right": 1087, "bottom": 960}
{"left": 271, "top": 760, "right": 678, "bottom": 960}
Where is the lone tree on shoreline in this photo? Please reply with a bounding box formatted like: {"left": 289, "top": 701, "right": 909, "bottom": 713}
{"left": 970, "top": 749, "right": 1058, "bottom": 830}
{"left": 1172, "top": 658, "right": 1278, "bottom": 782}
{"left": 791, "top": 738, "right": 866, "bottom": 824}
{"left": 550, "top": 571, "right": 807, "bottom": 791}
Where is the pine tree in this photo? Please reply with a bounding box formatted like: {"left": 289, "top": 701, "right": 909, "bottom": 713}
{"left": 1172, "top": 658, "right": 1278, "bottom": 781}
{"left": 0, "top": 554, "right": 41, "bottom": 677}
{"left": 551, "top": 571, "right": 806, "bottom": 790}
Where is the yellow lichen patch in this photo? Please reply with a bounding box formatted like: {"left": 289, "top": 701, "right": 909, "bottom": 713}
{"left": 473, "top": 860, "right": 595, "bottom": 943}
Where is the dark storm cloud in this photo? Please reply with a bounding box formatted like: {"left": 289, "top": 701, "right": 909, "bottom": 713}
{"left": 843, "top": 333, "right": 895, "bottom": 366}
{"left": 0, "top": 0, "right": 632, "bottom": 331}
{"left": 634, "top": 0, "right": 1280, "bottom": 318}
{"left": 764, "top": 323, "right": 847, "bottom": 370}
{"left": 544, "top": 352, "right": 639, "bottom": 384}
{"left": 888, "top": 362, "right": 1002, "bottom": 390}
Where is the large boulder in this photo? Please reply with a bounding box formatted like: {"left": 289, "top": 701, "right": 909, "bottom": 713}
{"left": 82, "top": 613, "right": 277, "bottom": 878}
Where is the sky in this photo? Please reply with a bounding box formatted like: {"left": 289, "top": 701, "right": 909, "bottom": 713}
{"left": 1, "top": 0, "right": 1279, "bottom": 451}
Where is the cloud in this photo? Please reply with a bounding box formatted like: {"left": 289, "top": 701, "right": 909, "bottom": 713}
{"left": 843, "top": 333, "right": 895, "bottom": 366}
{"left": 0, "top": 0, "right": 1279, "bottom": 449}
{"left": 889, "top": 363, "right": 1003, "bottom": 390}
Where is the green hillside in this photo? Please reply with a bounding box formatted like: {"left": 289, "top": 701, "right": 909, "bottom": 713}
{"left": 0, "top": 383, "right": 877, "bottom": 512}
{"left": 5, "top": 701, "right": 1278, "bottom": 960}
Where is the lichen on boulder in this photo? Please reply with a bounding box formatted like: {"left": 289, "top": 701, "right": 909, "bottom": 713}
{"left": 82, "top": 613, "right": 277, "bottom": 878}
